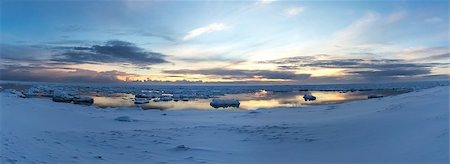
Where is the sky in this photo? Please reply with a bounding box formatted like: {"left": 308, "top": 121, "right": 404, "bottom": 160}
{"left": 1, "top": 0, "right": 449, "bottom": 84}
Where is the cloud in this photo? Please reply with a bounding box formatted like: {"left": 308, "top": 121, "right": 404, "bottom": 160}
{"left": 328, "top": 11, "right": 408, "bottom": 51}
{"left": 163, "top": 68, "right": 311, "bottom": 80}
{"left": 263, "top": 55, "right": 437, "bottom": 81}
{"left": 108, "top": 29, "right": 176, "bottom": 42}
{"left": 425, "top": 17, "right": 443, "bottom": 23}
{"left": 139, "top": 31, "right": 176, "bottom": 42}
{"left": 399, "top": 46, "right": 449, "bottom": 60}
{"left": 0, "top": 44, "right": 53, "bottom": 61}
{"left": 0, "top": 65, "right": 138, "bottom": 83}
{"left": 271, "top": 11, "right": 408, "bottom": 59}
{"left": 385, "top": 10, "right": 407, "bottom": 24}
{"left": 52, "top": 40, "right": 168, "bottom": 66}
{"left": 160, "top": 43, "right": 245, "bottom": 63}
{"left": 45, "top": 40, "right": 97, "bottom": 45}
{"left": 265, "top": 55, "right": 431, "bottom": 69}
{"left": 183, "top": 23, "right": 226, "bottom": 41}
{"left": 56, "top": 25, "right": 92, "bottom": 32}
{"left": 258, "top": 0, "right": 277, "bottom": 5}
{"left": 285, "top": 7, "right": 304, "bottom": 16}
{"left": 304, "top": 59, "right": 427, "bottom": 69}
{"left": 411, "top": 53, "right": 450, "bottom": 62}
{"left": 350, "top": 68, "right": 430, "bottom": 78}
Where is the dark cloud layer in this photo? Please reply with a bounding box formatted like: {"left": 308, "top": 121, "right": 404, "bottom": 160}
{"left": 0, "top": 65, "right": 136, "bottom": 83}
{"left": 264, "top": 56, "right": 429, "bottom": 69}
{"left": 349, "top": 68, "right": 431, "bottom": 80}
{"left": 52, "top": 40, "right": 168, "bottom": 66}
{"left": 0, "top": 44, "right": 52, "bottom": 61}
{"left": 0, "top": 40, "right": 167, "bottom": 83}
{"left": 263, "top": 55, "right": 439, "bottom": 81}
{"left": 163, "top": 68, "right": 311, "bottom": 80}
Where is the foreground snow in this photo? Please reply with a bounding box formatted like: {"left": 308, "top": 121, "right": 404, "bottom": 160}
{"left": 1, "top": 86, "right": 448, "bottom": 163}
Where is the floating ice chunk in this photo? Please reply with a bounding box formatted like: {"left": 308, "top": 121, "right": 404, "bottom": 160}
{"left": 135, "top": 93, "right": 150, "bottom": 98}
{"left": 8, "top": 90, "right": 26, "bottom": 98}
{"left": 303, "top": 94, "right": 316, "bottom": 101}
{"left": 73, "top": 96, "right": 94, "bottom": 104}
{"left": 22, "top": 88, "right": 40, "bottom": 97}
{"left": 41, "top": 90, "right": 54, "bottom": 97}
{"left": 160, "top": 96, "right": 173, "bottom": 101}
{"left": 52, "top": 92, "right": 73, "bottom": 103}
{"left": 210, "top": 99, "right": 240, "bottom": 108}
{"left": 135, "top": 92, "right": 160, "bottom": 98}
{"left": 134, "top": 98, "right": 149, "bottom": 104}
{"left": 368, "top": 95, "right": 384, "bottom": 99}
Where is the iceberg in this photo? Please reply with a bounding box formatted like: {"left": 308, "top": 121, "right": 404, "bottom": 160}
{"left": 303, "top": 94, "right": 316, "bottom": 101}
{"left": 52, "top": 92, "right": 73, "bottom": 103}
{"left": 73, "top": 96, "right": 94, "bottom": 104}
{"left": 134, "top": 98, "right": 149, "bottom": 104}
{"left": 210, "top": 99, "right": 240, "bottom": 108}
{"left": 8, "top": 90, "right": 26, "bottom": 98}
{"left": 22, "top": 88, "right": 40, "bottom": 97}
{"left": 160, "top": 96, "right": 173, "bottom": 101}
{"left": 368, "top": 95, "right": 384, "bottom": 99}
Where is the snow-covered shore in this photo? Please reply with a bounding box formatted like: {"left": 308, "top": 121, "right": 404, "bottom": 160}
{"left": 1, "top": 86, "right": 449, "bottom": 163}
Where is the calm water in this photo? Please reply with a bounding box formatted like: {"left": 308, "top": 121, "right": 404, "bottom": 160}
{"left": 92, "top": 90, "right": 407, "bottom": 110}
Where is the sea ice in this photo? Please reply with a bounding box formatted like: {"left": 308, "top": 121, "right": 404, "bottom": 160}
{"left": 303, "top": 94, "right": 317, "bottom": 101}
{"left": 52, "top": 92, "right": 73, "bottom": 103}
{"left": 368, "top": 95, "right": 384, "bottom": 99}
{"left": 134, "top": 98, "right": 149, "bottom": 104}
{"left": 73, "top": 96, "right": 94, "bottom": 104}
{"left": 210, "top": 99, "right": 240, "bottom": 108}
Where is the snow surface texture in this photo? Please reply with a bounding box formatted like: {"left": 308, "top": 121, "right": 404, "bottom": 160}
{"left": 1, "top": 86, "right": 449, "bottom": 163}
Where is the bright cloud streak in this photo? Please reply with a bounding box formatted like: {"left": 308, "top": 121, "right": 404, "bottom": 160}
{"left": 258, "top": 0, "right": 277, "bottom": 5}
{"left": 285, "top": 7, "right": 304, "bottom": 16}
{"left": 183, "top": 23, "right": 226, "bottom": 41}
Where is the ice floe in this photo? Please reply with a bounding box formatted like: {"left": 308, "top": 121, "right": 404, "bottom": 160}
{"left": 52, "top": 92, "right": 74, "bottom": 103}
{"left": 73, "top": 96, "right": 94, "bottom": 104}
{"left": 210, "top": 99, "right": 240, "bottom": 108}
{"left": 134, "top": 98, "right": 150, "bottom": 104}
{"left": 303, "top": 94, "right": 317, "bottom": 101}
{"left": 368, "top": 95, "right": 384, "bottom": 99}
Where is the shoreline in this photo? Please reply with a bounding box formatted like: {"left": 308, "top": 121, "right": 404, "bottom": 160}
{"left": 0, "top": 82, "right": 431, "bottom": 111}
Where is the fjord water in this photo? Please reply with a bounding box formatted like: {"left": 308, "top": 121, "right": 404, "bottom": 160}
{"left": 92, "top": 89, "right": 407, "bottom": 110}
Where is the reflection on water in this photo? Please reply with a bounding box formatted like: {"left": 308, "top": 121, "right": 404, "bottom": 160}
{"left": 221, "top": 90, "right": 385, "bottom": 110}
{"left": 92, "top": 89, "right": 407, "bottom": 110}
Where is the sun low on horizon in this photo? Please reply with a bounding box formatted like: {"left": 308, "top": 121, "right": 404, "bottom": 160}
{"left": 1, "top": 0, "right": 449, "bottom": 84}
